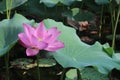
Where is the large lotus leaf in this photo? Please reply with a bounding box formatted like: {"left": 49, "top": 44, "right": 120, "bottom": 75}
{"left": 43, "top": 19, "right": 120, "bottom": 74}
{"left": 0, "top": 13, "right": 34, "bottom": 57}
{"left": 0, "top": 0, "right": 28, "bottom": 13}
{"left": 40, "top": 0, "right": 82, "bottom": 7}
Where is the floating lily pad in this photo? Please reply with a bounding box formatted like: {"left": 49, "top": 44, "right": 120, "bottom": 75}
{"left": 10, "top": 58, "right": 35, "bottom": 70}
{"left": 35, "top": 58, "right": 56, "bottom": 67}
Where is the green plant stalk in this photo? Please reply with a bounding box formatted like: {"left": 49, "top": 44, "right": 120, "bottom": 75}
{"left": 60, "top": 68, "right": 67, "bottom": 80}
{"left": 112, "top": 4, "right": 120, "bottom": 49}
{"left": 109, "top": 2, "right": 115, "bottom": 34}
{"left": 77, "top": 69, "right": 82, "bottom": 80}
{"left": 5, "top": 0, "right": 9, "bottom": 19}
{"left": 5, "top": 0, "right": 12, "bottom": 80}
{"left": 5, "top": 0, "right": 12, "bottom": 19}
{"left": 8, "top": 0, "right": 12, "bottom": 18}
{"left": 62, "top": 5, "right": 65, "bottom": 23}
{"left": 44, "top": 6, "right": 47, "bottom": 19}
{"left": 36, "top": 55, "right": 40, "bottom": 80}
{"left": 5, "top": 53, "right": 9, "bottom": 80}
{"left": 80, "top": 0, "right": 86, "bottom": 9}
{"left": 99, "top": 5, "right": 104, "bottom": 38}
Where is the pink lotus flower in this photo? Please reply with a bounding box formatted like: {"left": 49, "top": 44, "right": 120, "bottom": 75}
{"left": 18, "top": 22, "right": 64, "bottom": 56}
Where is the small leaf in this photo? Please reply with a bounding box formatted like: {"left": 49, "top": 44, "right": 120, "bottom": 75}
{"left": 65, "top": 69, "right": 78, "bottom": 80}
{"left": 72, "top": 8, "right": 80, "bottom": 16}
{"left": 103, "top": 47, "right": 114, "bottom": 57}
{"left": 103, "top": 43, "right": 114, "bottom": 56}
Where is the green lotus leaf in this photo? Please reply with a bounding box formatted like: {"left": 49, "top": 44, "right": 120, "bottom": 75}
{"left": 43, "top": 19, "right": 120, "bottom": 74}
{"left": 0, "top": 13, "right": 34, "bottom": 57}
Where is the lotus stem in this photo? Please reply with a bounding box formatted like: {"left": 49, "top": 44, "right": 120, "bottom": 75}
{"left": 77, "top": 69, "right": 82, "bottom": 80}
{"left": 60, "top": 68, "right": 67, "bottom": 80}
{"left": 5, "top": 0, "right": 12, "bottom": 79}
{"left": 5, "top": 0, "right": 12, "bottom": 19}
{"left": 36, "top": 55, "right": 40, "bottom": 80}
{"left": 112, "top": 4, "right": 120, "bottom": 49}
{"left": 5, "top": 53, "right": 10, "bottom": 80}
{"left": 99, "top": 5, "right": 104, "bottom": 38}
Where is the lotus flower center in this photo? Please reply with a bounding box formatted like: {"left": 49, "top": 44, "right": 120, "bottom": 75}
{"left": 38, "top": 38, "right": 43, "bottom": 41}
